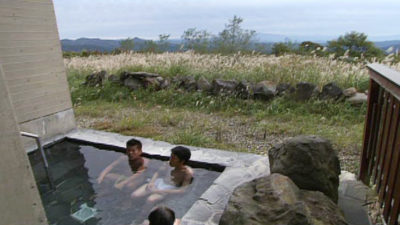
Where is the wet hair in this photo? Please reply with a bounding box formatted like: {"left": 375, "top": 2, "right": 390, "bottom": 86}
{"left": 129, "top": 157, "right": 144, "bottom": 173}
{"left": 148, "top": 206, "right": 175, "bottom": 225}
{"left": 171, "top": 146, "right": 191, "bottom": 164}
{"left": 126, "top": 138, "right": 142, "bottom": 149}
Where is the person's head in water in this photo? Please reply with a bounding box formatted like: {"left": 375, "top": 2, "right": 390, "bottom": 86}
{"left": 126, "top": 138, "right": 142, "bottom": 160}
{"left": 170, "top": 146, "right": 191, "bottom": 167}
{"left": 148, "top": 206, "right": 175, "bottom": 225}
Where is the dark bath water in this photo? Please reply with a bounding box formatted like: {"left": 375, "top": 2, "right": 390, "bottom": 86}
{"left": 29, "top": 141, "right": 222, "bottom": 225}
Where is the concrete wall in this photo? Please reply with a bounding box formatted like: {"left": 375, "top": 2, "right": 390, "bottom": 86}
{"left": 0, "top": 0, "right": 76, "bottom": 149}
{"left": 0, "top": 65, "right": 48, "bottom": 225}
{"left": 0, "top": 0, "right": 76, "bottom": 223}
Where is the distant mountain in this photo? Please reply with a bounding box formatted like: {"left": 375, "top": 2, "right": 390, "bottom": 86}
{"left": 256, "top": 33, "right": 400, "bottom": 45}
{"left": 61, "top": 37, "right": 181, "bottom": 52}
{"left": 61, "top": 38, "right": 121, "bottom": 52}
{"left": 255, "top": 33, "right": 334, "bottom": 43}
{"left": 61, "top": 37, "right": 400, "bottom": 54}
{"left": 374, "top": 40, "right": 400, "bottom": 53}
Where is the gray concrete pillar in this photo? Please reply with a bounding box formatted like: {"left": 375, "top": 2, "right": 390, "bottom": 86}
{"left": 0, "top": 64, "right": 48, "bottom": 225}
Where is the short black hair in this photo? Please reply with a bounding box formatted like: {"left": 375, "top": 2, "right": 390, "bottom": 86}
{"left": 171, "top": 146, "right": 191, "bottom": 164}
{"left": 126, "top": 138, "right": 142, "bottom": 149}
{"left": 148, "top": 206, "right": 175, "bottom": 225}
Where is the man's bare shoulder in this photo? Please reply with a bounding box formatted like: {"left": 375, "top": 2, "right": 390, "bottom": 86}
{"left": 185, "top": 166, "right": 193, "bottom": 175}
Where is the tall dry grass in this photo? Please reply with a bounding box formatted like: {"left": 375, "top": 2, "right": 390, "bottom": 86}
{"left": 65, "top": 52, "right": 400, "bottom": 90}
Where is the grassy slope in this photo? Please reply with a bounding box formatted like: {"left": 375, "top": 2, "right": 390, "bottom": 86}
{"left": 68, "top": 58, "right": 367, "bottom": 173}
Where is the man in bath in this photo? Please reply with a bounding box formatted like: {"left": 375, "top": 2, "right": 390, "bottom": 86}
{"left": 97, "top": 138, "right": 148, "bottom": 190}
{"left": 131, "top": 146, "right": 193, "bottom": 203}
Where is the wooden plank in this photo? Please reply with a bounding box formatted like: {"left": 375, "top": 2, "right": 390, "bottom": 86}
{"left": 9, "top": 83, "right": 69, "bottom": 102}
{"left": 0, "top": 16, "right": 56, "bottom": 26}
{"left": 12, "top": 89, "right": 71, "bottom": 106}
{"left": 7, "top": 74, "right": 66, "bottom": 90}
{"left": 8, "top": 79, "right": 68, "bottom": 96}
{"left": 379, "top": 98, "right": 400, "bottom": 203}
{"left": 368, "top": 87, "right": 385, "bottom": 178}
{"left": 0, "top": 31, "right": 58, "bottom": 41}
{"left": 373, "top": 91, "right": 390, "bottom": 184}
{"left": 0, "top": 23, "right": 57, "bottom": 33}
{"left": 14, "top": 91, "right": 70, "bottom": 111}
{"left": 0, "top": 44, "right": 60, "bottom": 57}
{"left": 0, "top": 0, "right": 52, "bottom": 5}
{"left": 383, "top": 119, "right": 400, "bottom": 220}
{"left": 11, "top": 85, "right": 70, "bottom": 107}
{"left": 376, "top": 94, "right": 395, "bottom": 190}
{"left": 0, "top": 39, "right": 60, "bottom": 48}
{"left": 5, "top": 70, "right": 65, "bottom": 85}
{"left": 3, "top": 64, "right": 65, "bottom": 79}
{"left": 365, "top": 103, "right": 377, "bottom": 171}
{"left": 2, "top": 58, "right": 64, "bottom": 72}
{"left": 11, "top": 88, "right": 71, "bottom": 109}
{"left": 388, "top": 168, "right": 400, "bottom": 225}
{"left": 17, "top": 101, "right": 71, "bottom": 123}
{"left": 12, "top": 91, "right": 70, "bottom": 108}
{"left": 0, "top": 7, "right": 54, "bottom": 19}
{"left": 0, "top": 1, "right": 52, "bottom": 10}
{"left": 0, "top": 51, "right": 63, "bottom": 64}
{"left": 370, "top": 69, "right": 400, "bottom": 102}
{"left": 360, "top": 79, "right": 380, "bottom": 183}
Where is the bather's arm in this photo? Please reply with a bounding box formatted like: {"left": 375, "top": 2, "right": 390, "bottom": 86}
{"left": 97, "top": 155, "right": 125, "bottom": 184}
{"left": 114, "top": 170, "right": 143, "bottom": 189}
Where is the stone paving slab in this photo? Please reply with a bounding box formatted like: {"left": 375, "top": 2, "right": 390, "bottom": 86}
{"left": 65, "top": 128, "right": 270, "bottom": 225}
{"left": 338, "top": 171, "right": 372, "bottom": 225}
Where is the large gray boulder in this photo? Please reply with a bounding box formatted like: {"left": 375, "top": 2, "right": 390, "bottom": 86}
{"left": 276, "top": 83, "right": 295, "bottom": 96}
{"left": 84, "top": 70, "right": 107, "bottom": 87}
{"left": 346, "top": 93, "right": 368, "bottom": 105}
{"left": 253, "top": 80, "right": 276, "bottom": 101}
{"left": 123, "top": 76, "right": 143, "bottom": 90}
{"left": 294, "top": 82, "right": 318, "bottom": 101}
{"left": 197, "top": 76, "right": 212, "bottom": 92}
{"left": 212, "top": 79, "right": 238, "bottom": 95}
{"left": 269, "top": 135, "right": 341, "bottom": 202}
{"left": 220, "top": 174, "right": 348, "bottom": 225}
{"left": 120, "top": 71, "right": 163, "bottom": 90}
{"left": 180, "top": 75, "right": 197, "bottom": 91}
{"left": 320, "top": 82, "right": 343, "bottom": 100}
{"left": 342, "top": 87, "right": 357, "bottom": 97}
{"left": 235, "top": 80, "right": 253, "bottom": 99}
{"left": 159, "top": 77, "right": 170, "bottom": 89}
{"left": 107, "top": 74, "right": 120, "bottom": 84}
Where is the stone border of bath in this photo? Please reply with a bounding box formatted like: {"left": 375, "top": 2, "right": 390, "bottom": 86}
{"left": 65, "top": 128, "right": 270, "bottom": 225}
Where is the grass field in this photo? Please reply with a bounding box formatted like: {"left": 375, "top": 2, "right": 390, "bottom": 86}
{"left": 66, "top": 52, "right": 400, "bottom": 173}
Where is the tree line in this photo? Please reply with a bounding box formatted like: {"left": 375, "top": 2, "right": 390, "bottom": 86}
{"left": 66, "top": 15, "right": 393, "bottom": 62}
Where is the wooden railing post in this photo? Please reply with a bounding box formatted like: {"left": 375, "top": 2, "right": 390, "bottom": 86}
{"left": 359, "top": 64, "right": 400, "bottom": 225}
{"left": 359, "top": 78, "right": 379, "bottom": 183}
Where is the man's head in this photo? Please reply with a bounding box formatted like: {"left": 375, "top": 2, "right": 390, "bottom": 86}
{"left": 148, "top": 206, "right": 175, "bottom": 225}
{"left": 126, "top": 138, "right": 142, "bottom": 159}
{"left": 170, "top": 146, "right": 191, "bottom": 167}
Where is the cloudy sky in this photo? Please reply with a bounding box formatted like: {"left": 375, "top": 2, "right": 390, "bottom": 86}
{"left": 53, "top": 0, "right": 400, "bottom": 41}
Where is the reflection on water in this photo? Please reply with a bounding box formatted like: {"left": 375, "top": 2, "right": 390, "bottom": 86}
{"left": 29, "top": 141, "right": 221, "bottom": 225}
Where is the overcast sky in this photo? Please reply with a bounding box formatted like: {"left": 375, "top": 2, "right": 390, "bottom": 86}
{"left": 53, "top": 0, "right": 400, "bottom": 41}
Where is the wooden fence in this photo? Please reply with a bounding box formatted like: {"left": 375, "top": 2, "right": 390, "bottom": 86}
{"left": 359, "top": 63, "right": 400, "bottom": 225}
